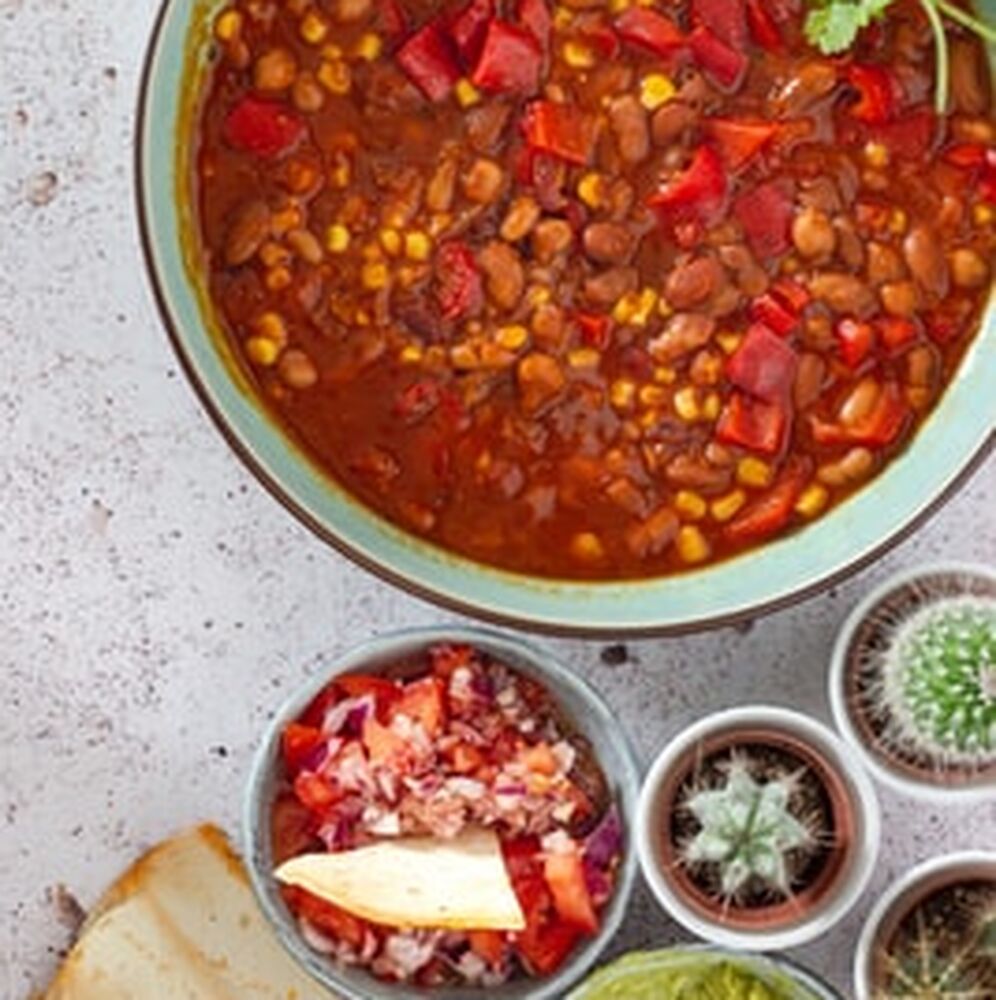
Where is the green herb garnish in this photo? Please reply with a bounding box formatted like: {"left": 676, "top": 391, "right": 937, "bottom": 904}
{"left": 804, "top": 0, "right": 996, "bottom": 114}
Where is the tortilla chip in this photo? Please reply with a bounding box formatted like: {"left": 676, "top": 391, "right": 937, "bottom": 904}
{"left": 275, "top": 827, "right": 526, "bottom": 931}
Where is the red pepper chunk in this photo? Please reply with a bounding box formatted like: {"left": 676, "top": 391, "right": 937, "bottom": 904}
{"left": 397, "top": 21, "right": 461, "bottom": 101}
{"left": 811, "top": 382, "right": 910, "bottom": 447}
{"left": 517, "top": 0, "right": 552, "bottom": 53}
{"left": 835, "top": 318, "right": 876, "bottom": 369}
{"left": 727, "top": 324, "right": 799, "bottom": 403}
{"left": 472, "top": 21, "right": 542, "bottom": 95}
{"left": 691, "top": 0, "right": 748, "bottom": 49}
{"left": 877, "top": 316, "right": 918, "bottom": 353}
{"left": 846, "top": 64, "right": 898, "bottom": 124}
{"left": 745, "top": 0, "right": 783, "bottom": 50}
{"left": 735, "top": 181, "right": 794, "bottom": 259}
{"left": 704, "top": 118, "right": 779, "bottom": 171}
{"left": 689, "top": 26, "right": 748, "bottom": 92}
{"left": 576, "top": 312, "right": 613, "bottom": 350}
{"left": 222, "top": 96, "right": 305, "bottom": 158}
{"left": 522, "top": 101, "right": 600, "bottom": 165}
{"left": 717, "top": 392, "right": 788, "bottom": 455}
{"left": 282, "top": 723, "right": 324, "bottom": 773}
{"left": 614, "top": 8, "right": 686, "bottom": 58}
{"left": 725, "top": 459, "right": 810, "bottom": 543}
{"left": 648, "top": 145, "right": 728, "bottom": 230}
{"left": 449, "top": 0, "right": 494, "bottom": 67}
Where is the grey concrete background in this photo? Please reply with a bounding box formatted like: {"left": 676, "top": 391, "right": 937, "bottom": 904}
{"left": 1, "top": 2, "right": 993, "bottom": 997}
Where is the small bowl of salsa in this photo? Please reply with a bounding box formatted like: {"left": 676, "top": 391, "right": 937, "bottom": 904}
{"left": 243, "top": 627, "right": 640, "bottom": 999}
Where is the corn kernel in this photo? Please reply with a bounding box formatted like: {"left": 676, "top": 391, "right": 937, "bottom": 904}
{"left": 712, "top": 489, "right": 747, "bottom": 523}
{"left": 609, "top": 0, "right": 631, "bottom": 12}
{"left": 496, "top": 324, "right": 529, "bottom": 351}
{"left": 265, "top": 266, "right": 292, "bottom": 291}
{"left": 973, "top": 202, "right": 995, "bottom": 226}
{"left": 214, "top": 9, "right": 242, "bottom": 42}
{"left": 259, "top": 241, "right": 290, "bottom": 268}
{"left": 675, "top": 490, "right": 707, "bottom": 521}
{"left": 527, "top": 285, "right": 552, "bottom": 308}
{"left": 795, "top": 483, "right": 830, "bottom": 518}
{"left": 300, "top": 11, "right": 329, "bottom": 45}
{"left": 246, "top": 336, "right": 280, "bottom": 367}
{"left": 673, "top": 387, "right": 700, "bottom": 422}
{"left": 737, "top": 457, "right": 773, "bottom": 489}
{"left": 613, "top": 288, "right": 657, "bottom": 327}
{"left": 654, "top": 366, "right": 676, "bottom": 385}
{"left": 361, "top": 262, "right": 390, "bottom": 290}
{"left": 639, "top": 385, "right": 667, "bottom": 408}
{"left": 889, "top": 208, "right": 908, "bottom": 235}
{"left": 399, "top": 344, "right": 424, "bottom": 365}
{"left": 570, "top": 532, "right": 605, "bottom": 563}
{"left": 455, "top": 78, "right": 482, "bottom": 108}
{"left": 554, "top": 8, "right": 574, "bottom": 29}
{"left": 577, "top": 172, "right": 606, "bottom": 209}
{"left": 640, "top": 73, "right": 676, "bottom": 111}
{"left": 354, "top": 32, "right": 382, "bottom": 62}
{"left": 863, "top": 141, "right": 890, "bottom": 169}
{"left": 677, "top": 525, "right": 711, "bottom": 564}
{"left": 610, "top": 379, "right": 637, "bottom": 410}
{"left": 702, "top": 392, "right": 721, "bottom": 421}
{"left": 405, "top": 231, "right": 432, "bottom": 262}
{"left": 568, "top": 348, "right": 601, "bottom": 370}
{"left": 379, "top": 228, "right": 402, "bottom": 256}
{"left": 325, "top": 224, "right": 351, "bottom": 254}
{"left": 317, "top": 59, "right": 352, "bottom": 95}
{"left": 717, "top": 332, "right": 743, "bottom": 355}
{"left": 253, "top": 311, "right": 288, "bottom": 346}
{"left": 657, "top": 296, "right": 673, "bottom": 318}
{"left": 639, "top": 408, "right": 659, "bottom": 430}
{"left": 563, "top": 40, "right": 596, "bottom": 69}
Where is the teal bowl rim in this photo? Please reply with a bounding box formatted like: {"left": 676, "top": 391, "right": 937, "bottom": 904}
{"left": 136, "top": 0, "right": 996, "bottom": 637}
{"left": 242, "top": 625, "right": 642, "bottom": 1000}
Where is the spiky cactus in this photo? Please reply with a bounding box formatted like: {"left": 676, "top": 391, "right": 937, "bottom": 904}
{"left": 680, "top": 758, "right": 817, "bottom": 902}
{"left": 881, "top": 599, "right": 996, "bottom": 765}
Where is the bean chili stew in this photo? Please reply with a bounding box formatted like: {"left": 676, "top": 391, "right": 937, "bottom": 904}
{"left": 195, "top": 0, "right": 995, "bottom": 580}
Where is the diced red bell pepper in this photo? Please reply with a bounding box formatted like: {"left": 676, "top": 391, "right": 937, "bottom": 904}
{"left": 397, "top": 21, "right": 461, "bottom": 101}
{"left": 845, "top": 64, "right": 898, "bottom": 124}
{"left": 468, "top": 930, "right": 506, "bottom": 967}
{"left": 727, "top": 323, "right": 799, "bottom": 403}
{"left": 394, "top": 379, "right": 441, "bottom": 424}
{"left": 293, "top": 771, "right": 339, "bottom": 813}
{"left": 436, "top": 241, "right": 483, "bottom": 320}
{"left": 522, "top": 100, "right": 600, "bottom": 165}
{"left": 770, "top": 277, "right": 811, "bottom": 315}
{"left": 943, "top": 142, "right": 989, "bottom": 169}
{"left": 284, "top": 886, "right": 368, "bottom": 949}
{"left": 877, "top": 316, "right": 918, "bottom": 352}
{"left": 734, "top": 181, "right": 794, "bottom": 259}
{"left": 576, "top": 312, "right": 613, "bottom": 350}
{"left": 222, "top": 96, "right": 306, "bottom": 158}
{"left": 648, "top": 145, "right": 728, "bottom": 230}
{"left": 925, "top": 297, "right": 973, "bottom": 345}
{"left": 614, "top": 8, "right": 686, "bottom": 58}
{"left": 835, "top": 318, "right": 876, "bottom": 369}
{"left": 282, "top": 723, "right": 325, "bottom": 773}
{"left": 750, "top": 293, "right": 797, "bottom": 336}
{"left": 449, "top": 0, "right": 494, "bottom": 67}
{"left": 518, "top": 0, "right": 552, "bottom": 52}
{"left": 472, "top": 20, "right": 542, "bottom": 95}
{"left": 865, "top": 110, "right": 936, "bottom": 160}
{"left": 689, "top": 26, "right": 748, "bottom": 92}
{"left": 725, "top": 459, "right": 810, "bottom": 543}
{"left": 716, "top": 392, "right": 788, "bottom": 455}
{"left": 704, "top": 118, "right": 778, "bottom": 171}
{"left": 691, "top": 0, "right": 748, "bottom": 49}
{"left": 810, "top": 381, "right": 909, "bottom": 446}
{"left": 745, "top": 0, "right": 783, "bottom": 50}
{"left": 544, "top": 852, "right": 598, "bottom": 935}
{"left": 390, "top": 677, "right": 446, "bottom": 735}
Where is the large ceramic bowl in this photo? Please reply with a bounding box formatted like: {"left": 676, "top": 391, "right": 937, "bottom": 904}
{"left": 243, "top": 626, "right": 641, "bottom": 1000}
{"left": 137, "top": 1, "right": 996, "bottom": 635}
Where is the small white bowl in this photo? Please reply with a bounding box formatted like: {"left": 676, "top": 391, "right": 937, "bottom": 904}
{"left": 637, "top": 705, "right": 881, "bottom": 953}
{"left": 829, "top": 562, "right": 996, "bottom": 805}
{"left": 853, "top": 850, "right": 996, "bottom": 1000}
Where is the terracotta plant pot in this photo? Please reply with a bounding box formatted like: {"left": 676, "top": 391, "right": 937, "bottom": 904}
{"left": 637, "top": 706, "right": 880, "bottom": 952}
{"left": 853, "top": 851, "right": 996, "bottom": 1000}
{"left": 830, "top": 563, "right": 996, "bottom": 803}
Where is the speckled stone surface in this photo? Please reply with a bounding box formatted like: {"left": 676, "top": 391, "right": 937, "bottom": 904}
{"left": 1, "top": 3, "right": 994, "bottom": 998}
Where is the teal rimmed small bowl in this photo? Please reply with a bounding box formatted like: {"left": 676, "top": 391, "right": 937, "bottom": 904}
{"left": 137, "top": 1, "right": 996, "bottom": 636}
{"left": 243, "top": 626, "right": 641, "bottom": 1000}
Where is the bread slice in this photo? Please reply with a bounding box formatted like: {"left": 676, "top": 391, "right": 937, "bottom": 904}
{"left": 43, "top": 825, "right": 339, "bottom": 1000}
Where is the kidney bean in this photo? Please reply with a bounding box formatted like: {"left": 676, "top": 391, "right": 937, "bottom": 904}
{"left": 583, "top": 266, "right": 638, "bottom": 306}
{"left": 224, "top": 199, "right": 272, "bottom": 266}
{"left": 949, "top": 248, "right": 990, "bottom": 289}
{"left": 792, "top": 206, "right": 836, "bottom": 259}
{"left": 665, "top": 256, "right": 722, "bottom": 310}
{"left": 903, "top": 226, "right": 949, "bottom": 298}
{"left": 794, "top": 353, "right": 827, "bottom": 409}
{"left": 479, "top": 241, "right": 525, "bottom": 309}
{"left": 808, "top": 272, "right": 876, "bottom": 316}
{"left": 582, "top": 222, "right": 634, "bottom": 265}
{"left": 608, "top": 95, "right": 650, "bottom": 165}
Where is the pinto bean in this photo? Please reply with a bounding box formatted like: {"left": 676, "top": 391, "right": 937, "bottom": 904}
{"left": 608, "top": 95, "right": 650, "bottom": 165}
{"left": 903, "top": 226, "right": 949, "bottom": 298}
{"left": 906, "top": 344, "right": 939, "bottom": 388}
{"left": 462, "top": 158, "right": 505, "bottom": 205}
{"left": 773, "top": 60, "right": 839, "bottom": 117}
{"left": 254, "top": 48, "right": 297, "bottom": 92}
{"left": 818, "top": 447, "right": 874, "bottom": 487}
{"left": 719, "top": 244, "right": 769, "bottom": 297}
{"left": 949, "top": 248, "right": 990, "bottom": 289}
{"left": 532, "top": 218, "right": 574, "bottom": 263}
{"left": 531, "top": 303, "right": 567, "bottom": 349}
{"left": 583, "top": 222, "right": 634, "bottom": 264}
{"left": 839, "top": 377, "right": 881, "bottom": 426}
{"left": 950, "top": 37, "right": 991, "bottom": 115}
{"left": 880, "top": 280, "right": 920, "bottom": 318}
{"left": 500, "top": 196, "right": 542, "bottom": 243}
{"left": 651, "top": 101, "right": 696, "bottom": 146}
{"left": 834, "top": 217, "right": 865, "bottom": 270}
{"left": 466, "top": 104, "right": 512, "bottom": 154}
{"left": 583, "top": 266, "right": 638, "bottom": 306}
{"left": 517, "top": 352, "right": 565, "bottom": 412}
{"left": 224, "top": 199, "right": 271, "bottom": 266}
{"left": 278, "top": 349, "right": 318, "bottom": 390}
{"left": 665, "top": 453, "right": 732, "bottom": 493}
{"left": 664, "top": 256, "right": 722, "bottom": 310}
{"left": 792, "top": 206, "right": 836, "bottom": 259}
{"left": 794, "top": 353, "right": 827, "bottom": 409}
{"left": 649, "top": 313, "right": 716, "bottom": 363}
{"left": 426, "top": 153, "right": 458, "bottom": 213}
{"left": 479, "top": 241, "right": 525, "bottom": 309}
{"left": 335, "top": 0, "right": 372, "bottom": 22}
{"left": 866, "top": 242, "right": 905, "bottom": 285}
{"left": 808, "top": 272, "right": 877, "bottom": 316}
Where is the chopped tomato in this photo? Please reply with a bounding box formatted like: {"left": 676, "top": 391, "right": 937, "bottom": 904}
{"left": 835, "top": 318, "right": 876, "bottom": 369}
{"left": 390, "top": 676, "right": 446, "bottom": 735}
{"left": 811, "top": 381, "right": 909, "bottom": 447}
{"left": 734, "top": 181, "right": 793, "bottom": 258}
{"left": 716, "top": 392, "right": 788, "bottom": 455}
{"left": 429, "top": 643, "right": 475, "bottom": 678}
{"left": 517, "top": 0, "right": 552, "bottom": 52}
{"left": 282, "top": 723, "right": 324, "bottom": 773}
{"left": 727, "top": 324, "right": 799, "bottom": 403}
{"left": 520, "top": 742, "right": 559, "bottom": 776}
{"left": 468, "top": 929, "right": 506, "bottom": 967}
{"left": 704, "top": 118, "right": 778, "bottom": 171}
{"left": 435, "top": 241, "right": 483, "bottom": 320}
{"left": 271, "top": 792, "right": 319, "bottom": 863}
{"left": 336, "top": 674, "right": 401, "bottom": 716}
{"left": 648, "top": 145, "right": 728, "bottom": 230}
{"left": 745, "top": 0, "right": 783, "bottom": 50}
{"left": 614, "top": 8, "right": 686, "bottom": 58}
{"left": 518, "top": 917, "right": 582, "bottom": 975}
{"left": 689, "top": 26, "right": 748, "bottom": 92}
{"left": 449, "top": 0, "right": 493, "bottom": 67}
{"left": 543, "top": 851, "right": 598, "bottom": 934}
{"left": 846, "top": 64, "right": 898, "bottom": 124}
{"left": 397, "top": 21, "right": 461, "bottom": 101}
{"left": 750, "top": 292, "right": 798, "bottom": 337}
{"left": 576, "top": 312, "right": 613, "bottom": 350}
{"left": 502, "top": 836, "right": 544, "bottom": 887}
{"left": 293, "top": 771, "right": 339, "bottom": 813}
{"left": 691, "top": 0, "right": 747, "bottom": 49}
{"left": 877, "top": 316, "right": 918, "bottom": 352}
{"left": 284, "top": 886, "right": 368, "bottom": 949}
{"left": 725, "top": 460, "right": 810, "bottom": 543}
{"left": 522, "top": 100, "right": 599, "bottom": 165}
{"left": 361, "top": 717, "right": 410, "bottom": 765}
{"left": 472, "top": 21, "right": 542, "bottom": 95}
{"left": 770, "top": 277, "right": 811, "bottom": 315}
{"left": 447, "top": 741, "right": 485, "bottom": 773}
{"left": 222, "top": 96, "right": 305, "bottom": 158}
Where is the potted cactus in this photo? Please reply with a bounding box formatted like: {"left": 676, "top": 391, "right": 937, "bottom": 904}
{"left": 637, "top": 706, "right": 880, "bottom": 951}
{"left": 830, "top": 563, "right": 996, "bottom": 802}
{"left": 854, "top": 852, "right": 996, "bottom": 1000}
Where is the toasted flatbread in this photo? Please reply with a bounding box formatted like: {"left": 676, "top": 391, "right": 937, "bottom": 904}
{"left": 43, "top": 825, "right": 338, "bottom": 1000}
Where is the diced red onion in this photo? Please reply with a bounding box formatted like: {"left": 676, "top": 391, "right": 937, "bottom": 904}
{"left": 584, "top": 805, "right": 623, "bottom": 870}
{"left": 323, "top": 695, "right": 375, "bottom": 737}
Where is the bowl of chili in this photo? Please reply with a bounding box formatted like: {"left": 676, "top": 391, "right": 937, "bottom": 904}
{"left": 243, "top": 626, "right": 640, "bottom": 998}
{"left": 138, "top": 0, "right": 996, "bottom": 634}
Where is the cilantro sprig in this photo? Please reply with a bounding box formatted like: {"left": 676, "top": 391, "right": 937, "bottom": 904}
{"left": 804, "top": 0, "right": 996, "bottom": 113}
